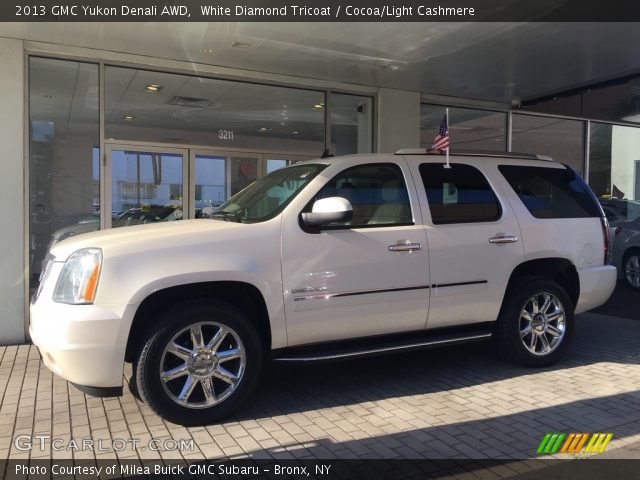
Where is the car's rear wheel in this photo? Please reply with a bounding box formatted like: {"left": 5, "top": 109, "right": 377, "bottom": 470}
{"left": 494, "top": 277, "right": 574, "bottom": 367}
{"left": 623, "top": 249, "right": 640, "bottom": 290}
{"left": 135, "top": 300, "right": 262, "bottom": 426}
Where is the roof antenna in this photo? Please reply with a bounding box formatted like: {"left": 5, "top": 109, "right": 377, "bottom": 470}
{"left": 321, "top": 149, "right": 334, "bottom": 159}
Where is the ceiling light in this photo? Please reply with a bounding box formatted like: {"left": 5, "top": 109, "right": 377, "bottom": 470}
{"left": 202, "top": 48, "right": 214, "bottom": 54}
{"left": 292, "top": 131, "right": 299, "bottom": 135}
{"left": 314, "top": 104, "right": 324, "bottom": 109}
{"left": 123, "top": 115, "right": 135, "bottom": 121}
{"left": 259, "top": 127, "right": 268, "bottom": 132}
{"left": 145, "top": 84, "right": 162, "bottom": 92}
{"left": 383, "top": 65, "right": 400, "bottom": 71}
{"left": 231, "top": 41, "right": 254, "bottom": 50}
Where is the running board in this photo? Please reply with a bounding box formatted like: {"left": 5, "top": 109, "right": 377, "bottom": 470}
{"left": 272, "top": 324, "right": 493, "bottom": 363}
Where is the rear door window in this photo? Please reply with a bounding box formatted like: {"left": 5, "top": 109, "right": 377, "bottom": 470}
{"left": 498, "top": 165, "right": 601, "bottom": 219}
{"left": 419, "top": 163, "right": 501, "bottom": 224}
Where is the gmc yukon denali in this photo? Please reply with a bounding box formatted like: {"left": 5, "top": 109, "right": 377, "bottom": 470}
{"left": 30, "top": 150, "right": 617, "bottom": 425}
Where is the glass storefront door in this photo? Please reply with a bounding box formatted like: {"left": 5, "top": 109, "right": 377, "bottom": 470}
{"left": 106, "top": 144, "right": 189, "bottom": 228}
{"left": 107, "top": 144, "right": 314, "bottom": 225}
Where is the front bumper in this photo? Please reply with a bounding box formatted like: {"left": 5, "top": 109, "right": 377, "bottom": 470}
{"left": 30, "top": 278, "right": 131, "bottom": 390}
{"left": 575, "top": 264, "right": 617, "bottom": 314}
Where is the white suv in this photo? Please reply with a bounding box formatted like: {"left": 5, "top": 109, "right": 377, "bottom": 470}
{"left": 30, "top": 150, "right": 617, "bottom": 425}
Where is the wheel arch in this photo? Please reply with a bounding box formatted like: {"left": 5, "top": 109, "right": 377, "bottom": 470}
{"left": 125, "top": 281, "right": 272, "bottom": 363}
{"left": 500, "top": 258, "right": 580, "bottom": 315}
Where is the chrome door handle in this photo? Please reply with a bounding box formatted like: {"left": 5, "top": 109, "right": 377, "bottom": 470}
{"left": 489, "top": 235, "right": 518, "bottom": 244}
{"left": 388, "top": 240, "right": 422, "bottom": 252}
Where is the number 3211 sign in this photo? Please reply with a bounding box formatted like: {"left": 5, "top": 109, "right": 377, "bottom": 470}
{"left": 218, "top": 130, "right": 234, "bottom": 140}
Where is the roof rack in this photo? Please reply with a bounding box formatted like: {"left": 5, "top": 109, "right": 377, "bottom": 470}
{"left": 394, "top": 149, "right": 553, "bottom": 162}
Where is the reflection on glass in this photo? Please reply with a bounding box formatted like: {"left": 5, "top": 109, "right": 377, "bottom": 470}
{"left": 420, "top": 105, "right": 507, "bottom": 151}
{"left": 331, "top": 94, "right": 373, "bottom": 155}
{"left": 110, "top": 151, "right": 183, "bottom": 228}
{"left": 523, "top": 76, "right": 640, "bottom": 125}
{"left": 214, "top": 164, "right": 326, "bottom": 223}
{"left": 195, "top": 155, "right": 226, "bottom": 217}
{"left": 105, "top": 66, "right": 325, "bottom": 155}
{"left": 29, "top": 57, "right": 100, "bottom": 290}
{"left": 266, "top": 159, "right": 290, "bottom": 174}
{"left": 589, "top": 122, "right": 640, "bottom": 200}
{"left": 511, "top": 114, "right": 585, "bottom": 174}
{"left": 229, "top": 157, "right": 258, "bottom": 196}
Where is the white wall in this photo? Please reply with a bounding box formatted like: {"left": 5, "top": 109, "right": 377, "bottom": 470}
{"left": 377, "top": 88, "right": 421, "bottom": 153}
{"left": 0, "top": 38, "right": 25, "bottom": 344}
{"left": 611, "top": 125, "right": 640, "bottom": 200}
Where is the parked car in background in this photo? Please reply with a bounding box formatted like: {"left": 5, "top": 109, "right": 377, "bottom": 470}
{"left": 600, "top": 198, "right": 640, "bottom": 289}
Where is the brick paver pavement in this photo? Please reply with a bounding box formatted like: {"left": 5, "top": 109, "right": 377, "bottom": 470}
{"left": 1, "top": 312, "right": 640, "bottom": 466}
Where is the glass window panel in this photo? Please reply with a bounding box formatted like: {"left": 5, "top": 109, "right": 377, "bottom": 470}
{"left": 330, "top": 94, "right": 373, "bottom": 155}
{"left": 499, "top": 165, "right": 601, "bottom": 219}
{"left": 420, "top": 105, "right": 506, "bottom": 151}
{"left": 420, "top": 163, "right": 501, "bottom": 224}
{"left": 511, "top": 114, "right": 585, "bottom": 174}
{"left": 195, "top": 155, "right": 226, "bottom": 217}
{"left": 105, "top": 66, "right": 325, "bottom": 155}
{"left": 29, "top": 57, "right": 99, "bottom": 291}
{"left": 110, "top": 151, "right": 183, "bottom": 228}
{"left": 229, "top": 157, "right": 258, "bottom": 196}
{"left": 589, "top": 122, "right": 640, "bottom": 201}
{"left": 314, "top": 164, "right": 412, "bottom": 227}
{"left": 266, "top": 159, "right": 289, "bottom": 174}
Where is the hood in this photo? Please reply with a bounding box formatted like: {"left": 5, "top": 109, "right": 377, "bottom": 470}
{"left": 50, "top": 219, "right": 246, "bottom": 261}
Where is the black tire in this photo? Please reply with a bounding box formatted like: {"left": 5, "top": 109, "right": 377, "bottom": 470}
{"left": 494, "top": 277, "right": 574, "bottom": 367}
{"left": 622, "top": 248, "right": 640, "bottom": 290}
{"left": 134, "top": 300, "right": 263, "bottom": 426}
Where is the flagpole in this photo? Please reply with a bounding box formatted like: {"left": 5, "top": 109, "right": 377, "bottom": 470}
{"left": 444, "top": 107, "right": 451, "bottom": 169}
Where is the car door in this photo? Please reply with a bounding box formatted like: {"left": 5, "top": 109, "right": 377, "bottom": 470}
{"left": 407, "top": 158, "right": 524, "bottom": 329}
{"left": 281, "top": 158, "right": 430, "bottom": 346}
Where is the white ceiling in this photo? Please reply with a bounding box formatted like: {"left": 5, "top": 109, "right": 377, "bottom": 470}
{"left": 4, "top": 22, "right": 640, "bottom": 103}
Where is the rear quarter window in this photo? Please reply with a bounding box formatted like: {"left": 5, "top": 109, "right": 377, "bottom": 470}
{"left": 498, "top": 165, "right": 601, "bottom": 219}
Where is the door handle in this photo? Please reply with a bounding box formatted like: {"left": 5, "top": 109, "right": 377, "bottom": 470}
{"left": 388, "top": 240, "right": 422, "bottom": 252}
{"left": 489, "top": 235, "right": 518, "bottom": 244}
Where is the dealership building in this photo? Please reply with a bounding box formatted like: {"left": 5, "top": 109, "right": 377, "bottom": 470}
{"left": 1, "top": 22, "right": 639, "bottom": 344}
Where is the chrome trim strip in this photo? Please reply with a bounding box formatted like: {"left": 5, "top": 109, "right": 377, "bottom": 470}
{"left": 432, "top": 280, "right": 488, "bottom": 288}
{"left": 293, "top": 284, "right": 430, "bottom": 302}
{"left": 273, "top": 333, "right": 492, "bottom": 362}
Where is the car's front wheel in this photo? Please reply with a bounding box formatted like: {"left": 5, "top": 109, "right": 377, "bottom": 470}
{"left": 494, "top": 277, "right": 574, "bottom": 367}
{"left": 623, "top": 249, "right": 640, "bottom": 290}
{"left": 135, "top": 301, "right": 263, "bottom": 426}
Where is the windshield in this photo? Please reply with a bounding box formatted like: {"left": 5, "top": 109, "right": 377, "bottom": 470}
{"left": 212, "top": 163, "right": 327, "bottom": 223}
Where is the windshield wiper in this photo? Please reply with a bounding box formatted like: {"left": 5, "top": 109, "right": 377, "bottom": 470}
{"left": 210, "top": 211, "right": 241, "bottom": 222}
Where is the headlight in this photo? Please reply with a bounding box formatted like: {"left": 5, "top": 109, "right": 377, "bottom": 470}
{"left": 53, "top": 248, "right": 102, "bottom": 304}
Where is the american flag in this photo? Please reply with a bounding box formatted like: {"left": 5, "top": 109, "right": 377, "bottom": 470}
{"left": 431, "top": 114, "right": 450, "bottom": 153}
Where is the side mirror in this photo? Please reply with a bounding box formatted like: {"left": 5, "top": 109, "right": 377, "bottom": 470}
{"left": 301, "top": 197, "right": 353, "bottom": 228}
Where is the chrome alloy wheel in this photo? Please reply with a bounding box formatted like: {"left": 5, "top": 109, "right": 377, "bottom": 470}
{"left": 519, "top": 292, "right": 566, "bottom": 356}
{"left": 625, "top": 253, "right": 640, "bottom": 288}
{"left": 159, "top": 322, "right": 246, "bottom": 409}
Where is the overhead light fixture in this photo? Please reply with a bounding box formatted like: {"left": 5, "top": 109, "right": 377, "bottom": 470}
{"left": 231, "top": 41, "right": 255, "bottom": 50}
{"left": 202, "top": 48, "right": 214, "bottom": 54}
{"left": 313, "top": 104, "right": 324, "bottom": 109}
{"left": 123, "top": 115, "right": 135, "bottom": 121}
{"left": 145, "top": 84, "right": 162, "bottom": 92}
{"left": 292, "top": 131, "right": 299, "bottom": 135}
{"left": 258, "top": 127, "right": 268, "bottom": 132}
